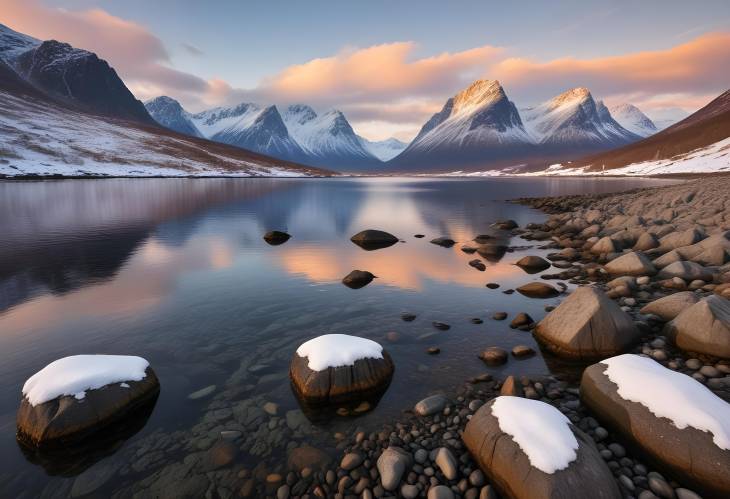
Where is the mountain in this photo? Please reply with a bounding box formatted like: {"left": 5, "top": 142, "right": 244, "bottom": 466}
{"left": 521, "top": 88, "right": 640, "bottom": 153}
{"left": 189, "top": 103, "right": 306, "bottom": 161}
{"left": 0, "top": 23, "right": 39, "bottom": 62}
{"left": 554, "top": 89, "right": 730, "bottom": 173}
{"left": 608, "top": 103, "right": 657, "bottom": 137}
{"left": 391, "top": 80, "right": 535, "bottom": 171}
{"left": 11, "top": 38, "right": 155, "bottom": 125}
{"left": 359, "top": 137, "right": 407, "bottom": 161}
{"left": 282, "top": 105, "right": 381, "bottom": 169}
{"left": 145, "top": 96, "right": 202, "bottom": 137}
{"left": 0, "top": 24, "right": 326, "bottom": 178}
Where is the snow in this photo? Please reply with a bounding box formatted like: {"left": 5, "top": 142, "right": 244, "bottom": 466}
{"left": 296, "top": 334, "right": 384, "bottom": 371}
{"left": 536, "top": 137, "right": 730, "bottom": 176}
{"left": 602, "top": 354, "right": 730, "bottom": 450}
{"left": 0, "top": 23, "right": 40, "bottom": 62}
{"left": 22, "top": 355, "right": 150, "bottom": 406}
{"left": 491, "top": 396, "right": 579, "bottom": 473}
{"left": 190, "top": 103, "right": 263, "bottom": 138}
{"left": 359, "top": 137, "right": 407, "bottom": 161}
{"left": 0, "top": 90, "right": 314, "bottom": 177}
{"left": 609, "top": 103, "right": 657, "bottom": 137}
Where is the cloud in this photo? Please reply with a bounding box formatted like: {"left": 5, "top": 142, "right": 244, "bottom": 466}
{"left": 181, "top": 42, "right": 204, "bottom": 56}
{"left": 0, "top": 0, "right": 209, "bottom": 102}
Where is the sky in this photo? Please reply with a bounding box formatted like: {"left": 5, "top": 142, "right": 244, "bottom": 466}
{"left": 1, "top": 0, "right": 729, "bottom": 141}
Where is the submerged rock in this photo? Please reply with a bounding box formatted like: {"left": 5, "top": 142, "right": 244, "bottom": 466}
{"left": 350, "top": 230, "right": 399, "bottom": 250}
{"left": 463, "top": 397, "right": 620, "bottom": 499}
{"left": 263, "top": 230, "right": 291, "bottom": 245}
{"left": 534, "top": 287, "right": 640, "bottom": 360}
{"left": 342, "top": 270, "right": 376, "bottom": 289}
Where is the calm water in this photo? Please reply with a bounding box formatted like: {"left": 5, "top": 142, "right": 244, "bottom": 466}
{"left": 0, "top": 177, "right": 681, "bottom": 497}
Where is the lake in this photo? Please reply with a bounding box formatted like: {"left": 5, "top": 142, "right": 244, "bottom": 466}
{"left": 0, "top": 176, "right": 682, "bottom": 497}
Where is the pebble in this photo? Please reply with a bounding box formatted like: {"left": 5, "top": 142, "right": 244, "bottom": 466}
{"left": 415, "top": 394, "right": 449, "bottom": 416}
{"left": 341, "top": 452, "right": 363, "bottom": 470}
{"left": 188, "top": 385, "right": 217, "bottom": 400}
{"left": 492, "top": 312, "right": 508, "bottom": 320}
{"left": 428, "top": 485, "right": 455, "bottom": 499}
{"left": 434, "top": 447, "right": 458, "bottom": 480}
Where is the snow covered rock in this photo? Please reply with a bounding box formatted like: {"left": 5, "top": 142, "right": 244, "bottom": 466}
{"left": 581, "top": 354, "right": 730, "bottom": 498}
{"left": 639, "top": 291, "right": 699, "bottom": 321}
{"left": 463, "top": 397, "right": 620, "bottom": 499}
{"left": 350, "top": 230, "right": 399, "bottom": 251}
{"left": 289, "top": 334, "right": 394, "bottom": 404}
{"left": 604, "top": 251, "right": 656, "bottom": 276}
{"left": 664, "top": 295, "right": 730, "bottom": 358}
{"left": 534, "top": 287, "right": 640, "bottom": 360}
{"left": 17, "top": 355, "right": 159, "bottom": 445}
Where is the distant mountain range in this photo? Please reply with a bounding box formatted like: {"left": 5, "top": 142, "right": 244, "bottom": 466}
{"left": 144, "top": 97, "right": 402, "bottom": 170}
{"left": 0, "top": 23, "right": 327, "bottom": 177}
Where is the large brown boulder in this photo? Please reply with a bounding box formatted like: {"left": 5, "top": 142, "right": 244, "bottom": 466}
{"left": 17, "top": 356, "right": 159, "bottom": 446}
{"left": 657, "top": 261, "right": 713, "bottom": 281}
{"left": 534, "top": 287, "right": 640, "bottom": 360}
{"left": 350, "top": 230, "right": 398, "bottom": 250}
{"left": 290, "top": 334, "right": 394, "bottom": 404}
{"left": 463, "top": 397, "right": 620, "bottom": 499}
{"left": 664, "top": 295, "right": 730, "bottom": 358}
{"left": 516, "top": 282, "right": 560, "bottom": 298}
{"left": 604, "top": 251, "right": 656, "bottom": 276}
{"left": 581, "top": 355, "right": 730, "bottom": 499}
{"left": 515, "top": 256, "right": 551, "bottom": 273}
{"left": 639, "top": 291, "right": 699, "bottom": 321}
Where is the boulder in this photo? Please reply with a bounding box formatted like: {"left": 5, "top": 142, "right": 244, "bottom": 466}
{"left": 604, "top": 251, "right": 656, "bottom": 276}
{"left": 653, "top": 249, "right": 685, "bottom": 268}
{"left": 664, "top": 295, "right": 730, "bottom": 358}
{"left": 534, "top": 287, "right": 640, "bottom": 360}
{"left": 657, "top": 261, "right": 713, "bottom": 281}
{"left": 658, "top": 228, "right": 704, "bottom": 251}
{"left": 463, "top": 397, "right": 621, "bottom": 499}
{"left": 515, "top": 256, "right": 551, "bottom": 273}
{"left": 590, "top": 237, "right": 617, "bottom": 255}
{"left": 494, "top": 219, "right": 518, "bottom": 230}
{"left": 581, "top": 355, "right": 730, "bottom": 498}
{"left": 17, "top": 355, "right": 159, "bottom": 446}
{"left": 289, "top": 335, "right": 394, "bottom": 404}
{"left": 342, "top": 270, "right": 376, "bottom": 289}
{"left": 633, "top": 232, "right": 659, "bottom": 251}
{"left": 350, "top": 230, "right": 398, "bottom": 250}
{"left": 263, "top": 230, "right": 291, "bottom": 245}
{"left": 430, "top": 236, "right": 455, "bottom": 247}
{"left": 516, "top": 282, "right": 560, "bottom": 298}
{"left": 639, "top": 291, "right": 699, "bottom": 321}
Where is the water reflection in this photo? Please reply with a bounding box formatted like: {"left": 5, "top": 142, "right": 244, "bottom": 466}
{"left": 0, "top": 176, "right": 683, "bottom": 496}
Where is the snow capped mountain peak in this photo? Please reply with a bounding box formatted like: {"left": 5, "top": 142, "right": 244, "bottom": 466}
{"left": 145, "top": 96, "right": 201, "bottom": 137}
{"left": 359, "top": 137, "right": 407, "bottom": 161}
{"left": 608, "top": 103, "right": 658, "bottom": 137}
{"left": 0, "top": 23, "right": 40, "bottom": 62}
{"left": 283, "top": 104, "right": 317, "bottom": 125}
{"left": 452, "top": 79, "right": 506, "bottom": 116}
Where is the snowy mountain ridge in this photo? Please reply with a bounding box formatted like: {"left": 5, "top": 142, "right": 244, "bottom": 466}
{"left": 608, "top": 103, "right": 658, "bottom": 137}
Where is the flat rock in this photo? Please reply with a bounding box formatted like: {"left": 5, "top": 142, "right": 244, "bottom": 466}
{"left": 640, "top": 291, "right": 699, "bottom": 321}
{"left": 463, "top": 399, "right": 621, "bottom": 499}
{"left": 605, "top": 251, "right": 656, "bottom": 276}
{"left": 350, "top": 230, "right": 398, "bottom": 250}
{"left": 581, "top": 358, "right": 730, "bottom": 498}
{"left": 534, "top": 287, "right": 640, "bottom": 360}
{"left": 516, "top": 282, "right": 560, "bottom": 298}
{"left": 664, "top": 295, "right": 730, "bottom": 358}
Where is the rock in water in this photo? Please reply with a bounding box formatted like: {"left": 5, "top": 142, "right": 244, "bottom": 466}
{"left": 639, "top": 291, "right": 699, "bottom": 321}
{"left": 350, "top": 230, "right": 398, "bottom": 250}
{"left": 263, "top": 230, "right": 291, "bottom": 245}
{"left": 494, "top": 219, "right": 518, "bottom": 230}
{"left": 516, "top": 282, "right": 560, "bottom": 298}
{"left": 479, "top": 347, "right": 508, "bottom": 366}
{"left": 581, "top": 354, "right": 730, "bottom": 498}
{"left": 604, "top": 251, "right": 656, "bottom": 276}
{"left": 534, "top": 287, "right": 640, "bottom": 360}
{"left": 342, "top": 270, "right": 376, "bottom": 289}
{"left": 664, "top": 295, "right": 730, "bottom": 358}
{"left": 430, "top": 236, "right": 456, "bottom": 247}
{"left": 289, "top": 334, "right": 394, "bottom": 404}
{"left": 17, "top": 355, "right": 159, "bottom": 446}
{"left": 515, "top": 256, "right": 551, "bottom": 273}
{"left": 463, "top": 397, "right": 620, "bottom": 499}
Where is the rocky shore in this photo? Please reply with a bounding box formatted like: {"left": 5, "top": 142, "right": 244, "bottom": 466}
{"left": 18, "top": 176, "right": 730, "bottom": 499}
